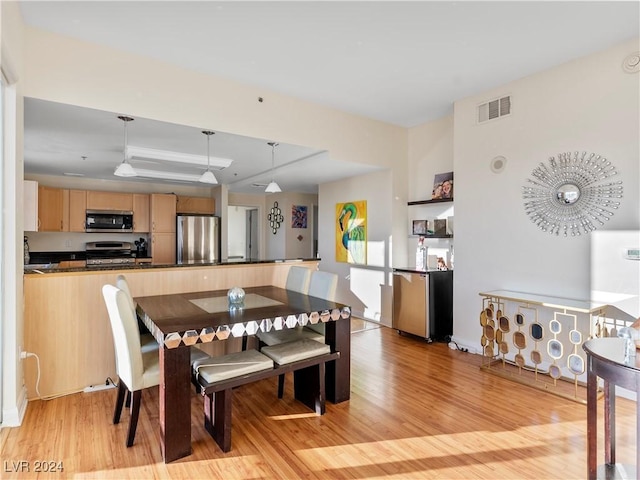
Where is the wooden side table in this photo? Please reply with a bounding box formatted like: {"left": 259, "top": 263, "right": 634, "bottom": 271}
{"left": 584, "top": 338, "right": 639, "bottom": 479}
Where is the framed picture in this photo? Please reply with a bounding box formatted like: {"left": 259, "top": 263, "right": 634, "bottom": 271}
{"left": 412, "top": 220, "right": 428, "bottom": 236}
{"left": 335, "top": 200, "right": 367, "bottom": 264}
{"left": 432, "top": 171, "right": 454, "bottom": 200}
{"left": 291, "top": 205, "right": 307, "bottom": 228}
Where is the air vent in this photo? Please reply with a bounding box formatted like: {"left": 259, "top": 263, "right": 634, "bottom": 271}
{"left": 478, "top": 95, "right": 511, "bottom": 123}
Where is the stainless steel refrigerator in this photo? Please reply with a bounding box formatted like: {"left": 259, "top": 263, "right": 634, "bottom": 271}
{"left": 176, "top": 214, "right": 220, "bottom": 264}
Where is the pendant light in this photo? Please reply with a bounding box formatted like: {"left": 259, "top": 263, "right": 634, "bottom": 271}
{"left": 114, "top": 115, "right": 137, "bottom": 177}
{"left": 265, "top": 142, "right": 282, "bottom": 193}
{"left": 199, "top": 130, "right": 218, "bottom": 184}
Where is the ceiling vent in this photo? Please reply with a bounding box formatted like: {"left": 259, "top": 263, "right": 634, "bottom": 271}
{"left": 478, "top": 95, "right": 511, "bottom": 123}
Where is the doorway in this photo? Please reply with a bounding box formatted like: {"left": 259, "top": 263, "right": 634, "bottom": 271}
{"left": 227, "top": 205, "right": 260, "bottom": 260}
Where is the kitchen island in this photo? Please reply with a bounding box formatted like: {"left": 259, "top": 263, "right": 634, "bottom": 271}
{"left": 22, "top": 258, "right": 319, "bottom": 399}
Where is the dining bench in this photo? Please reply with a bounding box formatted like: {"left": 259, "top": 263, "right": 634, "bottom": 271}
{"left": 192, "top": 339, "right": 340, "bottom": 452}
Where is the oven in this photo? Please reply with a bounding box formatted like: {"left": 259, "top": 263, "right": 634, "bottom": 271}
{"left": 85, "top": 241, "right": 136, "bottom": 267}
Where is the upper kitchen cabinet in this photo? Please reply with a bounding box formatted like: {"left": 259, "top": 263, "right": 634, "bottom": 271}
{"left": 68, "top": 190, "right": 87, "bottom": 232}
{"left": 176, "top": 195, "right": 215, "bottom": 215}
{"left": 24, "top": 180, "right": 39, "bottom": 231}
{"left": 86, "top": 191, "right": 133, "bottom": 211}
{"left": 38, "top": 186, "right": 69, "bottom": 232}
{"left": 37, "top": 187, "right": 86, "bottom": 232}
{"left": 150, "top": 193, "right": 177, "bottom": 233}
{"left": 133, "top": 194, "right": 150, "bottom": 232}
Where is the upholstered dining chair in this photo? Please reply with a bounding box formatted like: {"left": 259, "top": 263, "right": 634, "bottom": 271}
{"left": 255, "top": 266, "right": 320, "bottom": 347}
{"left": 285, "top": 265, "right": 312, "bottom": 294}
{"left": 116, "top": 274, "right": 159, "bottom": 354}
{"left": 102, "top": 284, "right": 160, "bottom": 447}
{"left": 262, "top": 270, "right": 339, "bottom": 397}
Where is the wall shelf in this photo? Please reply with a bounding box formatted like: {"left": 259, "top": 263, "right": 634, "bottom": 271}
{"left": 411, "top": 234, "right": 452, "bottom": 239}
{"left": 408, "top": 198, "right": 453, "bottom": 206}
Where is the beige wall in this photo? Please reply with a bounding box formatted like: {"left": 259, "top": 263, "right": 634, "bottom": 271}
{"left": 3, "top": 19, "right": 408, "bottom": 423}
{"left": 319, "top": 169, "right": 394, "bottom": 324}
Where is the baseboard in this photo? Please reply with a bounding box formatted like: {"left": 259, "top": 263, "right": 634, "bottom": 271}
{"left": 1, "top": 385, "right": 28, "bottom": 427}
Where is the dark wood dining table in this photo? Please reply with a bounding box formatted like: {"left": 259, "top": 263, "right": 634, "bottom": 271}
{"left": 584, "top": 337, "right": 639, "bottom": 479}
{"left": 134, "top": 285, "right": 351, "bottom": 463}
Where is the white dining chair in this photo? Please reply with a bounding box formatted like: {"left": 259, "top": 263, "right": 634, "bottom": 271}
{"left": 103, "top": 283, "right": 209, "bottom": 447}
{"left": 263, "top": 270, "right": 338, "bottom": 397}
{"left": 116, "top": 274, "right": 159, "bottom": 354}
{"left": 255, "top": 266, "right": 318, "bottom": 347}
{"left": 308, "top": 270, "right": 338, "bottom": 301}
{"left": 285, "top": 265, "right": 312, "bottom": 294}
{"left": 102, "top": 284, "right": 160, "bottom": 447}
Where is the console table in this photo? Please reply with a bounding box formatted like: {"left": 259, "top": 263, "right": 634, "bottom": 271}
{"left": 584, "top": 338, "right": 638, "bottom": 479}
{"left": 479, "top": 290, "right": 608, "bottom": 403}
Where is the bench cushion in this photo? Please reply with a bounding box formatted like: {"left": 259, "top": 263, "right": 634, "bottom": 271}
{"left": 257, "top": 326, "right": 325, "bottom": 346}
{"left": 193, "top": 349, "right": 274, "bottom": 384}
{"left": 261, "top": 338, "right": 331, "bottom": 365}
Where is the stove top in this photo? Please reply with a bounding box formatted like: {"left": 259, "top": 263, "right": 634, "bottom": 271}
{"left": 85, "top": 241, "right": 135, "bottom": 266}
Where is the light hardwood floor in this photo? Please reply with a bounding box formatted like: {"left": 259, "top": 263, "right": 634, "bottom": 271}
{"left": 1, "top": 323, "right": 636, "bottom": 479}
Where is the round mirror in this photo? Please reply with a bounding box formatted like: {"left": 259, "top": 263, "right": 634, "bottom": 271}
{"left": 555, "top": 183, "right": 581, "bottom": 205}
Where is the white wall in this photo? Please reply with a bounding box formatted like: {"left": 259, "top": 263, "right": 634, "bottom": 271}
{"left": 451, "top": 38, "right": 640, "bottom": 351}
{"left": 407, "top": 115, "right": 455, "bottom": 268}
{"left": 1, "top": 0, "right": 25, "bottom": 426}
{"left": 319, "top": 169, "right": 393, "bottom": 324}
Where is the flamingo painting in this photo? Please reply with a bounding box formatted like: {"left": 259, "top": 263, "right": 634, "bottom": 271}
{"left": 335, "top": 200, "right": 367, "bottom": 264}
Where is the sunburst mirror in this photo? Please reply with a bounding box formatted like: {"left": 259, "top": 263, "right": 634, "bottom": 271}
{"left": 522, "top": 151, "right": 623, "bottom": 236}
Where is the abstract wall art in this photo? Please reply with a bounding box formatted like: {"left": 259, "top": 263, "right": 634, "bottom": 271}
{"left": 335, "top": 200, "right": 367, "bottom": 264}
{"left": 291, "top": 205, "right": 307, "bottom": 228}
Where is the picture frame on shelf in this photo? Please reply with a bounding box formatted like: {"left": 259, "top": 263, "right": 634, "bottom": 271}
{"left": 412, "top": 220, "right": 428, "bottom": 236}
{"left": 432, "top": 171, "right": 454, "bottom": 200}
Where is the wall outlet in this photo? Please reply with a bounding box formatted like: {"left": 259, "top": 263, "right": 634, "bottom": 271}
{"left": 83, "top": 383, "right": 116, "bottom": 393}
{"left": 64, "top": 239, "right": 72, "bottom": 248}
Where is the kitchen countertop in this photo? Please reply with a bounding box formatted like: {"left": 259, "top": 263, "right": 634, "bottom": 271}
{"left": 393, "top": 267, "right": 452, "bottom": 274}
{"left": 24, "top": 257, "right": 319, "bottom": 274}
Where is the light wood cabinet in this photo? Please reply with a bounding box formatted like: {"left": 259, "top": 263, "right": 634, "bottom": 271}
{"left": 150, "top": 232, "right": 175, "bottom": 265}
{"left": 24, "top": 180, "right": 39, "bottom": 232}
{"left": 38, "top": 186, "right": 69, "bottom": 232}
{"left": 150, "top": 193, "right": 176, "bottom": 233}
{"left": 68, "top": 190, "right": 87, "bottom": 232}
{"left": 176, "top": 195, "right": 215, "bottom": 214}
{"left": 86, "top": 191, "right": 133, "bottom": 211}
{"left": 58, "top": 260, "right": 87, "bottom": 268}
{"left": 133, "top": 194, "right": 150, "bottom": 232}
{"left": 150, "top": 193, "right": 176, "bottom": 264}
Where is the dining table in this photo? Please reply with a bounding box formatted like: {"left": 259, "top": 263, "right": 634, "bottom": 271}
{"left": 134, "top": 285, "right": 352, "bottom": 463}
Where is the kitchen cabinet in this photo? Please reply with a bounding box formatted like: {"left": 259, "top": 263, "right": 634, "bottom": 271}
{"left": 150, "top": 233, "right": 175, "bottom": 265}
{"left": 24, "top": 180, "right": 39, "bottom": 231}
{"left": 68, "top": 190, "right": 87, "bottom": 232}
{"left": 150, "top": 193, "right": 176, "bottom": 264}
{"left": 58, "top": 260, "right": 86, "bottom": 268}
{"left": 133, "top": 194, "right": 150, "bottom": 232}
{"left": 38, "top": 186, "right": 69, "bottom": 232}
{"left": 392, "top": 269, "right": 453, "bottom": 341}
{"left": 176, "top": 195, "right": 215, "bottom": 214}
{"left": 86, "top": 191, "right": 133, "bottom": 211}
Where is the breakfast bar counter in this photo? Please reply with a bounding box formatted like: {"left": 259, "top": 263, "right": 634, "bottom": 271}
{"left": 22, "top": 259, "right": 319, "bottom": 399}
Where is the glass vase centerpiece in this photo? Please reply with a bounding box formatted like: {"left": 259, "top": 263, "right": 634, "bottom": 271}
{"left": 227, "top": 286, "right": 246, "bottom": 312}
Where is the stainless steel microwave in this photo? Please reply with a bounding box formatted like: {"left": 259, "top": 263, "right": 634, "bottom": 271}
{"left": 85, "top": 210, "right": 134, "bottom": 233}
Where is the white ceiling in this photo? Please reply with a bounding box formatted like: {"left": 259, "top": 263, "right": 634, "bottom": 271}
{"left": 19, "top": 1, "right": 639, "bottom": 192}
